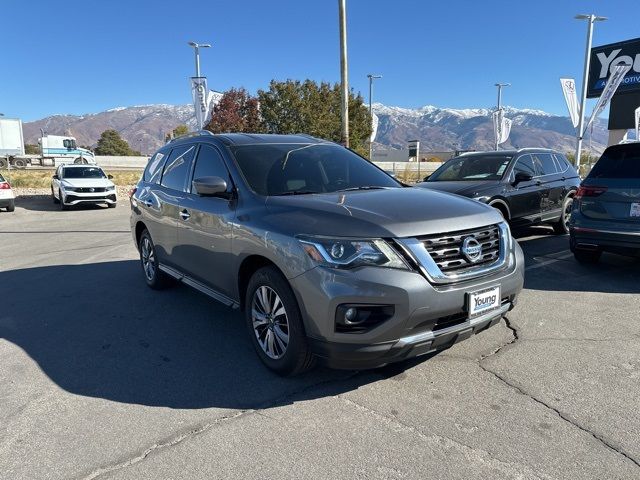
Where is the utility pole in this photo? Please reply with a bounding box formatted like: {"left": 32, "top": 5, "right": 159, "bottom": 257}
{"left": 494, "top": 83, "right": 510, "bottom": 151}
{"left": 367, "top": 74, "right": 382, "bottom": 160}
{"left": 574, "top": 14, "right": 607, "bottom": 172}
{"left": 338, "top": 0, "right": 349, "bottom": 147}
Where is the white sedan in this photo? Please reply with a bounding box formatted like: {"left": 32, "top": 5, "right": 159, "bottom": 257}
{"left": 0, "top": 173, "right": 15, "bottom": 212}
{"left": 51, "top": 165, "right": 117, "bottom": 210}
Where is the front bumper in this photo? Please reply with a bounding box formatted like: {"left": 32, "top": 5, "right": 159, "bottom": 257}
{"left": 63, "top": 192, "right": 117, "bottom": 205}
{"left": 290, "top": 241, "right": 525, "bottom": 369}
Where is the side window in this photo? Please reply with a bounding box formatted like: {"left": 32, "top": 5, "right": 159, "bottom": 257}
{"left": 513, "top": 155, "right": 536, "bottom": 178}
{"left": 553, "top": 154, "right": 569, "bottom": 173}
{"left": 160, "top": 144, "right": 197, "bottom": 192}
{"left": 191, "top": 144, "right": 231, "bottom": 192}
{"left": 144, "top": 151, "right": 167, "bottom": 183}
{"left": 534, "top": 153, "right": 558, "bottom": 176}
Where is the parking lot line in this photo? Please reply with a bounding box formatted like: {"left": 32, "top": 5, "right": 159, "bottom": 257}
{"left": 525, "top": 252, "right": 574, "bottom": 271}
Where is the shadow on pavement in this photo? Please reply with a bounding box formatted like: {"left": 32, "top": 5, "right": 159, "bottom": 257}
{"left": 16, "top": 196, "right": 111, "bottom": 212}
{"left": 0, "top": 260, "right": 419, "bottom": 409}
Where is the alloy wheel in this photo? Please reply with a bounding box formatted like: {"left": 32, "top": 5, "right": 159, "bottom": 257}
{"left": 563, "top": 198, "right": 574, "bottom": 230}
{"left": 251, "top": 285, "right": 290, "bottom": 359}
{"left": 140, "top": 237, "right": 156, "bottom": 281}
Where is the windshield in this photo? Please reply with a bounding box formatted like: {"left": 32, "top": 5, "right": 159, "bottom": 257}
{"left": 62, "top": 167, "right": 106, "bottom": 179}
{"left": 589, "top": 144, "right": 640, "bottom": 179}
{"left": 230, "top": 143, "right": 401, "bottom": 196}
{"left": 428, "top": 155, "right": 512, "bottom": 181}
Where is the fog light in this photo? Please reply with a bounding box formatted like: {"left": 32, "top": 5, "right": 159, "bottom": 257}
{"left": 344, "top": 307, "right": 358, "bottom": 323}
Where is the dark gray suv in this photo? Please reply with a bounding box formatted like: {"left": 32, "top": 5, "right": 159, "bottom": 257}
{"left": 130, "top": 132, "right": 524, "bottom": 375}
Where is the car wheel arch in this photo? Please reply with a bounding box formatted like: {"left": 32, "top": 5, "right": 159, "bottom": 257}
{"left": 237, "top": 255, "right": 285, "bottom": 312}
{"left": 134, "top": 221, "right": 148, "bottom": 248}
{"left": 489, "top": 199, "right": 511, "bottom": 220}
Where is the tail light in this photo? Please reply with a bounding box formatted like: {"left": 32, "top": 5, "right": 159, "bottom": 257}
{"left": 575, "top": 185, "right": 607, "bottom": 199}
{"left": 0, "top": 182, "right": 10, "bottom": 189}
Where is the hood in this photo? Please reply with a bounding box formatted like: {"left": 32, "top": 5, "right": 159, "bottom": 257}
{"left": 415, "top": 180, "right": 496, "bottom": 197}
{"left": 62, "top": 178, "right": 114, "bottom": 188}
{"left": 264, "top": 187, "right": 502, "bottom": 238}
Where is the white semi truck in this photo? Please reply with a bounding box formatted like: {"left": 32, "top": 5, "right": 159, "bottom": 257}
{"left": 0, "top": 118, "right": 95, "bottom": 169}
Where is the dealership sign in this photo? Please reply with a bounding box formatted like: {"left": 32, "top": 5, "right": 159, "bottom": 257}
{"left": 588, "top": 37, "right": 640, "bottom": 98}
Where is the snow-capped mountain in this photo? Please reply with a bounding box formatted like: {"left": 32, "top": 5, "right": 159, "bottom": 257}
{"left": 372, "top": 103, "right": 608, "bottom": 154}
{"left": 22, "top": 99, "right": 608, "bottom": 156}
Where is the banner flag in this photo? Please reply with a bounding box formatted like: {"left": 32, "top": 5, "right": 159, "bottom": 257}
{"left": 560, "top": 78, "right": 580, "bottom": 128}
{"left": 585, "top": 63, "right": 632, "bottom": 133}
{"left": 191, "top": 77, "right": 209, "bottom": 129}
{"left": 635, "top": 107, "right": 640, "bottom": 141}
{"left": 370, "top": 112, "right": 379, "bottom": 142}
{"left": 493, "top": 109, "right": 511, "bottom": 145}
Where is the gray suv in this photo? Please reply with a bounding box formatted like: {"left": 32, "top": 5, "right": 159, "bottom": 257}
{"left": 130, "top": 133, "right": 524, "bottom": 375}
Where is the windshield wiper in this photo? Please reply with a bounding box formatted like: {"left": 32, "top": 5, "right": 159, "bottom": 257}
{"left": 336, "top": 186, "right": 391, "bottom": 192}
{"left": 276, "top": 190, "right": 319, "bottom": 196}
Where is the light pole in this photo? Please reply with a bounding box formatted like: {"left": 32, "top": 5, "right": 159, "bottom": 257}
{"left": 338, "top": 0, "right": 349, "bottom": 147}
{"left": 367, "top": 74, "right": 382, "bottom": 160}
{"left": 188, "top": 41, "right": 211, "bottom": 78}
{"left": 494, "top": 83, "right": 510, "bottom": 150}
{"left": 574, "top": 14, "right": 607, "bottom": 172}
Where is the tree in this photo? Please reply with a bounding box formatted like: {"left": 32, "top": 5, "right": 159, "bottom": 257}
{"left": 24, "top": 144, "right": 40, "bottom": 154}
{"left": 94, "top": 130, "right": 140, "bottom": 156}
{"left": 258, "top": 80, "right": 371, "bottom": 156}
{"left": 164, "top": 125, "right": 190, "bottom": 142}
{"left": 205, "top": 88, "right": 264, "bottom": 134}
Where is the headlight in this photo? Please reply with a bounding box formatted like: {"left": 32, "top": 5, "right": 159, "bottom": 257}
{"left": 62, "top": 185, "right": 76, "bottom": 192}
{"left": 106, "top": 185, "right": 115, "bottom": 191}
{"left": 299, "top": 237, "right": 409, "bottom": 270}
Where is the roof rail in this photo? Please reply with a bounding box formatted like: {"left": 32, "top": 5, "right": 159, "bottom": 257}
{"left": 516, "top": 147, "right": 555, "bottom": 153}
{"left": 168, "top": 130, "right": 215, "bottom": 143}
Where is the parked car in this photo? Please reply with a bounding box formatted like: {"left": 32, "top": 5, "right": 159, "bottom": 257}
{"left": 0, "top": 173, "right": 15, "bottom": 212}
{"left": 130, "top": 132, "right": 525, "bottom": 375}
{"left": 417, "top": 149, "right": 580, "bottom": 234}
{"left": 51, "top": 165, "right": 117, "bottom": 210}
{"left": 569, "top": 142, "right": 640, "bottom": 263}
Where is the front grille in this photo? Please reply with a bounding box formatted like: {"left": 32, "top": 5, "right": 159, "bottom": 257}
{"left": 75, "top": 187, "right": 107, "bottom": 193}
{"left": 418, "top": 225, "right": 501, "bottom": 274}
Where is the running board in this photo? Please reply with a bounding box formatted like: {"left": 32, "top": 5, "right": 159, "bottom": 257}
{"left": 158, "top": 264, "right": 239, "bottom": 309}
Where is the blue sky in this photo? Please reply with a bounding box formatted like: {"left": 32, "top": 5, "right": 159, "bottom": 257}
{"left": 1, "top": 0, "right": 637, "bottom": 121}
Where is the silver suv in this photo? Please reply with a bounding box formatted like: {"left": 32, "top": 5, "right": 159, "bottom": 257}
{"left": 130, "top": 133, "right": 524, "bottom": 375}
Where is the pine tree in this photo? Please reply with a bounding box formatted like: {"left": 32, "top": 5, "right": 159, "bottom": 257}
{"left": 94, "top": 130, "right": 140, "bottom": 156}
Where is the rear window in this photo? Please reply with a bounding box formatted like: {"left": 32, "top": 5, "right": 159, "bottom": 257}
{"left": 588, "top": 144, "right": 640, "bottom": 179}
{"left": 144, "top": 151, "right": 167, "bottom": 183}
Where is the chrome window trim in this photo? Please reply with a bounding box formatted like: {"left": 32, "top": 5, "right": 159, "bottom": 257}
{"left": 396, "top": 222, "right": 511, "bottom": 284}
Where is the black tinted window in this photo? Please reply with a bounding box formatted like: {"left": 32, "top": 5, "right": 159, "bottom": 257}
{"left": 428, "top": 155, "right": 511, "bottom": 181}
{"left": 230, "top": 144, "right": 400, "bottom": 196}
{"left": 144, "top": 151, "right": 167, "bottom": 183}
{"left": 534, "top": 153, "right": 558, "bottom": 175}
{"left": 513, "top": 155, "right": 536, "bottom": 177}
{"left": 589, "top": 144, "right": 640, "bottom": 179}
{"left": 191, "top": 144, "right": 230, "bottom": 192}
{"left": 160, "top": 145, "right": 196, "bottom": 191}
{"left": 62, "top": 167, "right": 106, "bottom": 179}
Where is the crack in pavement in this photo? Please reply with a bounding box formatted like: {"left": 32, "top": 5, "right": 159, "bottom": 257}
{"left": 338, "top": 396, "right": 550, "bottom": 480}
{"left": 77, "top": 371, "right": 361, "bottom": 480}
{"left": 478, "top": 319, "right": 640, "bottom": 470}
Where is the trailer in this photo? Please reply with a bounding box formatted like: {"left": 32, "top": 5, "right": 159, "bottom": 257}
{"left": 0, "top": 118, "right": 96, "bottom": 169}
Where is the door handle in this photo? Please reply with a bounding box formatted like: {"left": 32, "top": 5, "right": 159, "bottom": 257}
{"left": 180, "top": 209, "right": 191, "bottom": 220}
{"left": 535, "top": 180, "right": 542, "bottom": 186}
{"left": 143, "top": 199, "right": 153, "bottom": 207}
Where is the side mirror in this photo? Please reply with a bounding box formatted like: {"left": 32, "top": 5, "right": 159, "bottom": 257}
{"left": 513, "top": 171, "right": 533, "bottom": 184}
{"left": 52, "top": 174, "right": 59, "bottom": 180}
{"left": 193, "top": 176, "right": 228, "bottom": 197}
{"left": 108, "top": 174, "right": 113, "bottom": 179}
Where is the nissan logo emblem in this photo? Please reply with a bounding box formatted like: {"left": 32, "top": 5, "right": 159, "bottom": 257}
{"left": 461, "top": 237, "right": 483, "bottom": 263}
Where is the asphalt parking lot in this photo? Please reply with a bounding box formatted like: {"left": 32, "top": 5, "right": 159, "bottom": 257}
{"left": 1, "top": 197, "right": 639, "bottom": 480}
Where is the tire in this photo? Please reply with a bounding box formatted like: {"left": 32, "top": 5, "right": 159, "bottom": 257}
{"left": 138, "top": 229, "right": 171, "bottom": 290}
{"left": 13, "top": 158, "right": 27, "bottom": 169}
{"left": 0, "top": 158, "right": 7, "bottom": 169}
{"left": 59, "top": 190, "right": 68, "bottom": 211}
{"left": 52, "top": 187, "right": 60, "bottom": 204}
{"left": 245, "top": 266, "right": 315, "bottom": 376}
{"left": 74, "top": 157, "right": 88, "bottom": 165}
{"left": 553, "top": 195, "right": 574, "bottom": 235}
{"left": 490, "top": 203, "right": 508, "bottom": 220}
{"left": 107, "top": 202, "right": 116, "bottom": 209}
{"left": 6, "top": 200, "right": 15, "bottom": 212}
{"left": 574, "top": 248, "right": 602, "bottom": 264}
